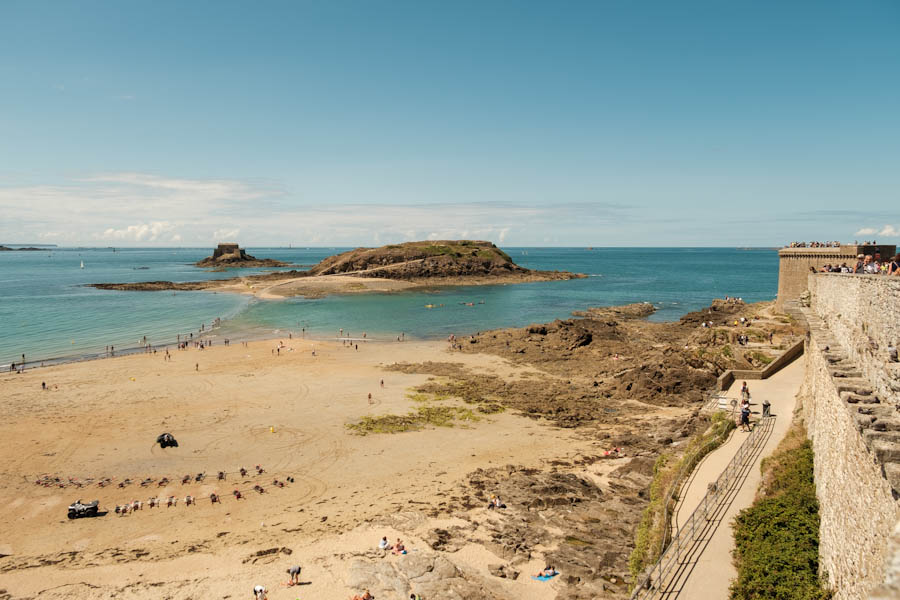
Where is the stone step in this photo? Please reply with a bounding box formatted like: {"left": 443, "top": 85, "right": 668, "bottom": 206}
{"left": 883, "top": 463, "right": 900, "bottom": 495}
{"left": 870, "top": 418, "right": 900, "bottom": 433}
{"left": 843, "top": 392, "right": 880, "bottom": 405}
{"left": 858, "top": 406, "right": 896, "bottom": 418}
{"left": 855, "top": 413, "right": 877, "bottom": 430}
{"left": 866, "top": 434, "right": 900, "bottom": 464}
{"left": 830, "top": 368, "right": 863, "bottom": 378}
{"left": 836, "top": 380, "right": 874, "bottom": 396}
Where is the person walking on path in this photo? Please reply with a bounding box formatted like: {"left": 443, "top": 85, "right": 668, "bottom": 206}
{"left": 740, "top": 402, "right": 752, "bottom": 432}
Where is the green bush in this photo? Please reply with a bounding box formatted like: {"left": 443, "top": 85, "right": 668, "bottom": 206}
{"left": 730, "top": 433, "right": 830, "bottom": 600}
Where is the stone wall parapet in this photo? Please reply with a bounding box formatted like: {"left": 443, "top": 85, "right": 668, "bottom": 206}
{"left": 807, "top": 273, "right": 900, "bottom": 407}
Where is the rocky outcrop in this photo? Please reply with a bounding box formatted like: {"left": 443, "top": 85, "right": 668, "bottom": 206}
{"left": 90, "top": 241, "right": 583, "bottom": 294}
{"left": 447, "top": 300, "right": 791, "bottom": 411}
{"left": 679, "top": 297, "right": 746, "bottom": 326}
{"left": 307, "top": 240, "right": 583, "bottom": 281}
{"left": 345, "top": 553, "right": 492, "bottom": 600}
{"left": 572, "top": 302, "right": 656, "bottom": 320}
{"left": 194, "top": 244, "right": 288, "bottom": 268}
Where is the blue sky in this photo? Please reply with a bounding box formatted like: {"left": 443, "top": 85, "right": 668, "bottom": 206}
{"left": 1, "top": 1, "right": 898, "bottom": 246}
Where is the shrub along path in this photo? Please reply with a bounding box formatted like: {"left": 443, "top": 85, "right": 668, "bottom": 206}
{"left": 652, "top": 355, "right": 806, "bottom": 599}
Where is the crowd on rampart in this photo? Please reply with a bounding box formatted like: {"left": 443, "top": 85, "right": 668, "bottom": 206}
{"left": 815, "top": 251, "right": 900, "bottom": 275}
{"left": 785, "top": 241, "right": 841, "bottom": 248}
{"left": 784, "top": 240, "right": 887, "bottom": 248}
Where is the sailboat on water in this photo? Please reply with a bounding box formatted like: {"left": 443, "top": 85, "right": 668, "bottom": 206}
{"left": 80, "top": 260, "right": 84, "bottom": 269}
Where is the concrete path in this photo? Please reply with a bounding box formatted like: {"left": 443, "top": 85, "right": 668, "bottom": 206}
{"left": 655, "top": 356, "right": 806, "bottom": 600}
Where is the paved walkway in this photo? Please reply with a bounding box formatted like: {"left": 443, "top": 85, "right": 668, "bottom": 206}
{"left": 655, "top": 356, "right": 806, "bottom": 600}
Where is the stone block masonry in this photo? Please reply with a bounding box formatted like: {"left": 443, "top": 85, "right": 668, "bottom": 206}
{"left": 798, "top": 273, "right": 900, "bottom": 600}
{"left": 807, "top": 274, "right": 900, "bottom": 407}
{"left": 776, "top": 244, "right": 895, "bottom": 311}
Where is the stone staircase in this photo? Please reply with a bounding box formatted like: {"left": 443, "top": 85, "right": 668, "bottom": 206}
{"left": 802, "top": 306, "right": 900, "bottom": 496}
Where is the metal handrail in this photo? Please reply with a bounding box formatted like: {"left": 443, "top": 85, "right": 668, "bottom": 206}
{"left": 642, "top": 392, "right": 733, "bottom": 570}
{"left": 630, "top": 415, "right": 774, "bottom": 600}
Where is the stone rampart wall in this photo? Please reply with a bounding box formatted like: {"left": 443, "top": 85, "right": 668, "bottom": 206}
{"left": 801, "top": 333, "right": 899, "bottom": 599}
{"left": 807, "top": 274, "right": 900, "bottom": 405}
{"left": 800, "top": 274, "right": 900, "bottom": 599}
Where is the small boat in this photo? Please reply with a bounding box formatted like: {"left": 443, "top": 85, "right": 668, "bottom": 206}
{"left": 425, "top": 304, "right": 435, "bottom": 309}
{"left": 80, "top": 260, "right": 84, "bottom": 269}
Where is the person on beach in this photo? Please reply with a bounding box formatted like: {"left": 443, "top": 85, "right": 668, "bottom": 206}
{"left": 392, "top": 539, "right": 406, "bottom": 555}
{"left": 535, "top": 565, "right": 558, "bottom": 577}
{"left": 378, "top": 536, "right": 390, "bottom": 550}
{"left": 368, "top": 393, "right": 373, "bottom": 404}
{"left": 252, "top": 585, "right": 267, "bottom": 599}
{"left": 195, "top": 363, "right": 199, "bottom": 371}
{"left": 740, "top": 382, "right": 750, "bottom": 402}
{"left": 287, "top": 565, "right": 301, "bottom": 585}
{"left": 380, "top": 379, "right": 384, "bottom": 388}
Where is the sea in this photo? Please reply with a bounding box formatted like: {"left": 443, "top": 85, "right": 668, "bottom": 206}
{"left": 0, "top": 247, "right": 778, "bottom": 368}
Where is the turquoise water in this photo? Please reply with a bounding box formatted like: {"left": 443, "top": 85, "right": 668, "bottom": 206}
{"left": 0, "top": 247, "right": 778, "bottom": 367}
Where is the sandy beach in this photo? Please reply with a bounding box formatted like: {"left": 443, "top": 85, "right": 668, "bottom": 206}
{"left": 0, "top": 337, "right": 617, "bottom": 599}
{"left": 0, "top": 297, "right": 800, "bottom": 599}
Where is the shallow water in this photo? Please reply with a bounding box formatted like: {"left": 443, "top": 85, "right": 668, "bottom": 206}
{"left": 0, "top": 247, "right": 777, "bottom": 366}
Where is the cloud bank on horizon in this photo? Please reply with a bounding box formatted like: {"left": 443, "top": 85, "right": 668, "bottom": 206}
{"left": 0, "top": 172, "right": 583, "bottom": 246}
{"left": 0, "top": 172, "right": 897, "bottom": 248}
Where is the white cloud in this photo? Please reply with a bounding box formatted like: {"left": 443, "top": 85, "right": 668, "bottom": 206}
{"left": 213, "top": 228, "right": 240, "bottom": 241}
{"left": 101, "top": 221, "right": 176, "bottom": 242}
{"left": 170, "top": 234, "right": 182, "bottom": 243}
{"left": 855, "top": 225, "right": 899, "bottom": 238}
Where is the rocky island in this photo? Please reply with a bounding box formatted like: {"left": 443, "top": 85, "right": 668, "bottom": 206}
{"left": 194, "top": 243, "right": 289, "bottom": 268}
{"left": 90, "top": 240, "right": 585, "bottom": 298}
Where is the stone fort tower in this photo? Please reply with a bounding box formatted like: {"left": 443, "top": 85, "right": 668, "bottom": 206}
{"left": 776, "top": 244, "right": 896, "bottom": 311}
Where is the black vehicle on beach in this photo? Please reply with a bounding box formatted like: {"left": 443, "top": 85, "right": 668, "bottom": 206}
{"left": 156, "top": 433, "right": 178, "bottom": 448}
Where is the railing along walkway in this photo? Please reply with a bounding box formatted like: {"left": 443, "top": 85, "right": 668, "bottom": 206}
{"left": 630, "top": 415, "right": 776, "bottom": 600}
